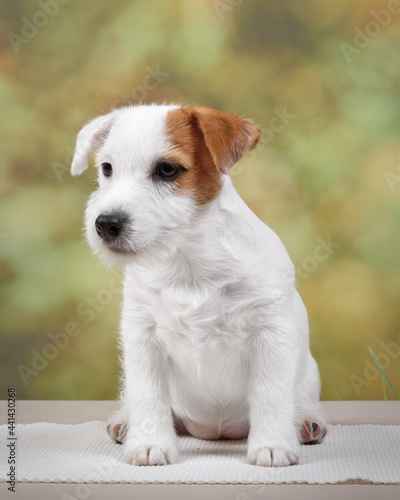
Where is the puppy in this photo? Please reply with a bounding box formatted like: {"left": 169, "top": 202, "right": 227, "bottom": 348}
{"left": 71, "top": 104, "right": 327, "bottom": 467}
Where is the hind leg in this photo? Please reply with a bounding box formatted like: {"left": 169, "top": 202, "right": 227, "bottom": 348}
{"left": 292, "top": 292, "right": 327, "bottom": 445}
{"left": 295, "top": 352, "right": 328, "bottom": 445}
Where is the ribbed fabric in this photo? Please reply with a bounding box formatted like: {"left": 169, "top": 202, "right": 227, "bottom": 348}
{"left": 1, "top": 422, "right": 399, "bottom": 484}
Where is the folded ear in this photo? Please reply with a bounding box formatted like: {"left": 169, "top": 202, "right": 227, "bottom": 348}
{"left": 70, "top": 110, "right": 119, "bottom": 176}
{"left": 182, "top": 107, "right": 261, "bottom": 174}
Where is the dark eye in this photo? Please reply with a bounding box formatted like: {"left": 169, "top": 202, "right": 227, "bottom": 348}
{"left": 102, "top": 162, "right": 112, "bottom": 178}
{"left": 154, "top": 162, "right": 183, "bottom": 181}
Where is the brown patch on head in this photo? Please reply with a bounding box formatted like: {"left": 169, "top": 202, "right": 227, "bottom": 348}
{"left": 165, "top": 108, "right": 222, "bottom": 205}
{"left": 165, "top": 107, "right": 261, "bottom": 205}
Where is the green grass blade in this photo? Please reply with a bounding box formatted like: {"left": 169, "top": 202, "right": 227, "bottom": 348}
{"left": 381, "top": 374, "right": 388, "bottom": 401}
{"left": 368, "top": 347, "right": 399, "bottom": 400}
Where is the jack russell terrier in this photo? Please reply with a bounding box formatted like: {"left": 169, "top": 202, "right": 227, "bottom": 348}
{"left": 71, "top": 104, "right": 327, "bottom": 467}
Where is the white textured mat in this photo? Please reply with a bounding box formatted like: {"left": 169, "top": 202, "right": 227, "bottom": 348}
{"left": 1, "top": 422, "right": 399, "bottom": 485}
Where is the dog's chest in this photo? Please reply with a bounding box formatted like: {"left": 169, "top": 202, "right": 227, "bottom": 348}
{"left": 128, "top": 245, "right": 275, "bottom": 355}
{"left": 147, "top": 271, "right": 268, "bottom": 352}
{"left": 158, "top": 281, "right": 223, "bottom": 335}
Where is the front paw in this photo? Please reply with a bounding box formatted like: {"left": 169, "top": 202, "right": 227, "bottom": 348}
{"left": 123, "top": 438, "right": 179, "bottom": 466}
{"left": 247, "top": 442, "right": 300, "bottom": 467}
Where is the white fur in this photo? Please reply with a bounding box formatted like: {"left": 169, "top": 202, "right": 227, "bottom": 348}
{"left": 71, "top": 104, "right": 325, "bottom": 467}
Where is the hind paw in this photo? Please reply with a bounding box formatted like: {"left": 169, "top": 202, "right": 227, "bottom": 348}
{"left": 107, "top": 421, "right": 128, "bottom": 444}
{"left": 300, "top": 420, "right": 327, "bottom": 445}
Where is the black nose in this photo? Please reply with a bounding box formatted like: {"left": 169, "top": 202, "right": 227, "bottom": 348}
{"left": 95, "top": 213, "right": 126, "bottom": 241}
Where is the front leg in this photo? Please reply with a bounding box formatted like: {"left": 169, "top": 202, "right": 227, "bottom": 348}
{"left": 121, "top": 319, "right": 178, "bottom": 466}
{"left": 247, "top": 322, "right": 300, "bottom": 467}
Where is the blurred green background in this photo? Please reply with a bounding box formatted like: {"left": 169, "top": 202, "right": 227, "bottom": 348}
{"left": 0, "top": 0, "right": 398, "bottom": 401}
